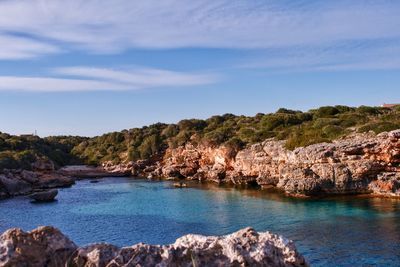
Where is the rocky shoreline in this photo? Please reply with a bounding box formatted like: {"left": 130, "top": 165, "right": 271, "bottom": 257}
{"left": 0, "top": 226, "right": 308, "bottom": 267}
{"left": 1, "top": 130, "right": 399, "bottom": 200}
{"left": 0, "top": 163, "right": 127, "bottom": 200}
{"left": 104, "top": 129, "right": 400, "bottom": 198}
{"left": 0, "top": 160, "right": 74, "bottom": 200}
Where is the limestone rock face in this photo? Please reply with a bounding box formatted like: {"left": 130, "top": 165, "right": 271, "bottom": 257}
{"left": 136, "top": 130, "right": 400, "bottom": 197}
{"left": 0, "top": 174, "right": 32, "bottom": 196}
{"left": 67, "top": 227, "right": 308, "bottom": 267}
{"left": 0, "top": 226, "right": 77, "bottom": 267}
{"left": 31, "top": 158, "right": 55, "bottom": 171}
{"left": 0, "top": 168, "right": 74, "bottom": 199}
{"left": 59, "top": 165, "right": 126, "bottom": 178}
{"left": 0, "top": 226, "right": 307, "bottom": 267}
{"left": 55, "top": 129, "right": 400, "bottom": 198}
{"left": 369, "top": 172, "right": 400, "bottom": 197}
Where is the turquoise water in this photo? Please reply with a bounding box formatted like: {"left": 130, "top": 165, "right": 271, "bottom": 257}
{"left": 1, "top": 177, "right": 400, "bottom": 266}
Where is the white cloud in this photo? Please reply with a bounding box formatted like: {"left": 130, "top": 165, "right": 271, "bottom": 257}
{"left": 0, "top": 76, "right": 130, "bottom": 92}
{"left": 240, "top": 41, "right": 400, "bottom": 72}
{"left": 0, "top": 35, "right": 60, "bottom": 59}
{"left": 0, "top": 0, "right": 398, "bottom": 72}
{"left": 0, "top": 66, "right": 218, "bottom": 92}
{"left": 55, "top": 67, "right": 218, "bottom": 87}
{"left": 0, "top": 0, "right": 399, "bottom": 54}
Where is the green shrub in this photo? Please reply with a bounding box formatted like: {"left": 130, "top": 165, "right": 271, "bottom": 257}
{"left": 312, "top": 106, "right": 340, "bottom": 118}
{"left": 358, "top": 122, "right": 400, "bottom": 134}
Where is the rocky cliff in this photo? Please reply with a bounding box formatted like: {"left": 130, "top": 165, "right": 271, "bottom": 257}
{"left": 106, "top": 130, "right": 400, "bottom": 197}
{"left": 0, "top": 159, "right": 74, "bottom": 200}
{"left": 0, "top": 226, "right": 308, "bottom": 267}
{"left": 3, "top": 130, "right": 399, "bottom": 199}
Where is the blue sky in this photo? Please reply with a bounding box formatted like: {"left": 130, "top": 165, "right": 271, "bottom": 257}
{"left": 0, "top": 0, "right": 399, "bottom": 136}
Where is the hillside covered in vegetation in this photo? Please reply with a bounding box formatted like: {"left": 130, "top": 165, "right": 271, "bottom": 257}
{"left": 0, "top": 134, "right": 86, "bottom": 170}
{"left": 1, "top": 105, "right": 400, "bottom": 170}
{"left": 72, "top": 105, "right": 400, "bottom": 165}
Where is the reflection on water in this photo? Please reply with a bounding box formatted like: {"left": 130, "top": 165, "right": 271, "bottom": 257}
{"left": 1, "top": 177, "right": 400, "bottom": 266}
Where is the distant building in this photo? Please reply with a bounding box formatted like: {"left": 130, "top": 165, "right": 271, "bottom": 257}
{"left": 382, "top": 103, "right": 400, "bottom": 108}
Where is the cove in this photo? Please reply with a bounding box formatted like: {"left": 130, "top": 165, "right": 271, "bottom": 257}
{"left": 1, "top": 177, "right": 400, "bottom": 266}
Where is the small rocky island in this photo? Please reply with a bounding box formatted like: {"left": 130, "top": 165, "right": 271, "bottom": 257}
{"left": 0, "top": 226, "right": 308, "bottom": 267}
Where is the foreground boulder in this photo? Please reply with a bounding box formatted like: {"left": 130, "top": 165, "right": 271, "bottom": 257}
{"left": 0, "top": 226, "right": 308, "bottom": 267}
{"left": 29, "top": 189, "right": 58, "bottom": 202}
{"left": 0, "top": 226, "right": 77, "bottom": 267}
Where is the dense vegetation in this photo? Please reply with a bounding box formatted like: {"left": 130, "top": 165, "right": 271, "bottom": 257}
{"left": 1, "top": 105, "right": 400, "bottom": 170}
{"left": 0, "top": 133, "right": 86, "bottom": 170}
{"left": 72, "top": 105, "right": 400, "bottom": 164}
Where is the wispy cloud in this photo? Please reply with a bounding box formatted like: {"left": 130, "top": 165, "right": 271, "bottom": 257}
{"left": 0, "top": 34, "right": 60, "bottom": 60}
{"left": 55, "top": 67, "right": 218, "bottom": 87}
{"left": 0, "top": 1, "right": 399, "bottom": 72}
{"left": 240, "top": 40, "right": 400, "bottom": 72}
{"left": 0, "top": 66, "right": 219, "bottom": 92}
{"left": 0, "top": 1, "right": 399, "bottom": 53}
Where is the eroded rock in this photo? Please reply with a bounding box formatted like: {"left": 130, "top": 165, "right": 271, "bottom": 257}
{"left": 0, "top": 226, "right": 308, "bottom": 267}
{"left": 67, "top": 227, "right": 308, "bottom": 267}
{"left": 0, "top": 226, "right": 77, "bottom": 267}
{"left": 369, "top": 172, "right": 400, "bottom": 197}
{"left": 29, "top": 189, "right": 58, "bottom": 202}
{"left": 136, "top": 130, "right": 400, "bottom": 197}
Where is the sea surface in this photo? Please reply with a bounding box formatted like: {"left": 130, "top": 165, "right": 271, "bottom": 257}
{"left": 1, "top": 177, "right": 400, "bottom": 266}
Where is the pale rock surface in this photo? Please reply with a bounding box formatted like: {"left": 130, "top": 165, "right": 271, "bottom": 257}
{"left": 67, "top": 227, "right": 308, "bottom": 267}
{"left": 131, "top": 130, "right": 400, "bottom": 197}
{"left": 0, "top": 227, "right": 307, "bottom": 267}
{"left": 0, "top": 226, "right": 77, "bottom": 267}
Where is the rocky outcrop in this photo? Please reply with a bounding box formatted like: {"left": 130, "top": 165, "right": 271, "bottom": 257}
{"left": 131, "top": 130, "right": 400, "bottom": 197}
{"left": 0, "top": 160, "right": 74, "bottom": 200}
{"left": 0, "top": 226, "right": 308, "bottom": 267}
{"left": 29, "top": 189, "right": 58, "bottom": 202}
{"left": 369, "top": 172, "right": 400, "bottom": 197}
{"left": 0, "top": 226, "right": 77, "bottom": 267}
{"left": 233, "top": 130, "right": 400, "bottom": 196}
{"left": 3, "top": 130, "right": 399, "bottom": 199}
{"left": 59, "top": 165, "right": 128, "bottom": 178}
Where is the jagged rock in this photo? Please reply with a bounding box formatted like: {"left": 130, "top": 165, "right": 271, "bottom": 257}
{"left": 31, "top": 159, "right": 55, "bottom": 171}
{"left": 162, "top": 165, "right": 183, "bottom": 178}
{"left": 0, "top": 227, "right": 307, "bottom": 267}
{"left": 59, "top": 165, "right": 121, "bottom": 178}
{"left": 143, "top": 129, "right": 400, "bottom": 197}
{"left": 20, "top": 170, "right": 39, "bottom": 183}
{"left": 0, "top": 226, "right": 77, "bottom": 267}
{"left": 29, "top": 189, "right": 58, "bottom": 202}
{"left": 69, "top": 243, "right": 120, "bottom": 267}
{"left": 35, "top": 173, "right": 75, "bottom": 188}
{"left": 0, "top": 169, "right": 73, "bottom": 200}
{"left": 53, "top": 129, "right": 400, "bottom": 198}
{"left": 67, "top": 227, "right": 308, "bottom": 267}
{"left": 0, "top": 174, "right": 32, "bottom": 196}
{"left": 369, "top": 172, "right": 400, "bottom": 196}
